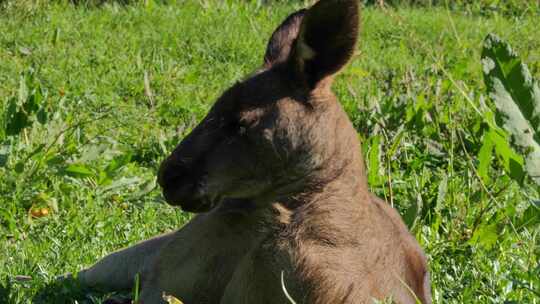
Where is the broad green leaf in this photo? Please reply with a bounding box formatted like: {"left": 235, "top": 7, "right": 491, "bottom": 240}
{"left": 469, "top": 222, "right": 499, "bottom": 250}
{"left": 100, "top": 177, "right": 141, "bottom": 193}
{"left": 403, "top": 196, "right": 419, "bottom": 229}
{"left": 517, "top": 200, "right": 540, "bottom": 229}
{"left": 488, "top": 129, "right": 525, "bottom": 183}
{"left": 478, "top": 133, "right": 494, "bottom": 183}
{"left": 388, "top": 129, "right": 405, "bottom": 159}
{"left": 4, "top": 71, "right": 45, "bottom": 136}
{"left": 5, "top": 97, "right": 31, "bottom": 136}
{"left": 482, "top": 33, "right": 540, "bottom": 185}
{"left": 435, "top": 175, "right": 448, "bottom": 211}
{"left": 64, "top": 164, "right": 94, "bottom": 178}
{"left": 105, "top": 152, "right": 133, "bottom": 175}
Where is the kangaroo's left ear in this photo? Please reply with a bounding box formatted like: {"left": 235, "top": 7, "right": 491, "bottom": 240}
{"left": 291, "top": 0, "right": 360, "bottom": 88}
{"left": 264, "top": 9, "right": 307, "bottom": 68}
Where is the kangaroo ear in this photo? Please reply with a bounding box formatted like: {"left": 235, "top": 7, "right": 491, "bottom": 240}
{"left": 292, "top": 0, "right": 360, "bottom": 88}
{"left": 264, "top": 9, "right": 307, "bottom": 67}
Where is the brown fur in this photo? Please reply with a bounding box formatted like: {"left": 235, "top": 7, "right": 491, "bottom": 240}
{"left": 75, "top": 1, "right": 431, "bottom": 303}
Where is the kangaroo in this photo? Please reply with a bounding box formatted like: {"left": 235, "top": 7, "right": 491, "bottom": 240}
{"left": 74, "top": 0, "right": 431, "bottom": 303}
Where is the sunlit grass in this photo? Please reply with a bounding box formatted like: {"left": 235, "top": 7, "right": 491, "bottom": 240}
{"left": 0, "top": 1, "right": 538, "bottom": 303}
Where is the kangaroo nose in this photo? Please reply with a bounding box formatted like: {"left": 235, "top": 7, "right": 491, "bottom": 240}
{"left": 157, "top": 157, "right": 184, "bottom": 189}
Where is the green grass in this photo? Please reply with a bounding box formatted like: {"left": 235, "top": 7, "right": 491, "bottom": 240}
{"left": 1, "top": 1, "right": 539, "bottom": 303}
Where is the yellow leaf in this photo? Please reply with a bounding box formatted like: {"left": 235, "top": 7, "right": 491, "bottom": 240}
{"left": 162, "top": 292, "right": 184, "bottom": 304}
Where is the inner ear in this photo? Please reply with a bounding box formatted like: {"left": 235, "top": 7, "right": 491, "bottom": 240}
{"left": 263, "top": 9, "right": 306, "bottom": 68}
{"left": 292, "top": 0, "right": 360, "bottom": 87}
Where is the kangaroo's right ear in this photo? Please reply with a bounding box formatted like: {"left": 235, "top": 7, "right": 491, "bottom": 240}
{"left": 290, "top": 0, "right": 360, "bottom": 89}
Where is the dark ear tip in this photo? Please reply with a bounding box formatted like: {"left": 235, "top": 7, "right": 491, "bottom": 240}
{"left": 293, "top": 0, "right": 361, "bottom": 86}
{"left": 303, "top": 0, "right": 360, "bottom": 46}
{"left": 304, "top": 0, "right": 360, "bottom": 37}
{"left": 308, "top": 0, "right": 360, "bottom": 22}
{"left": 310, "top": 0, "right": 360, "bottom": 11}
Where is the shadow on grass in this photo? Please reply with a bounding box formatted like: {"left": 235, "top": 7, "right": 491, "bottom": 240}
{"left": 31, "top": 276, "right": 131, "bottom": 304}
{"left": 32, "top": 276, "right": 89, "bottom": 304}
{"left": 0, "top": 281, "right": 14, "bottom": 303}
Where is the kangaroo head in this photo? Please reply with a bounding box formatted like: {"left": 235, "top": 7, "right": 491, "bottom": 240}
{"left": 158, "top": 0, "right": 361, "bottom": 212}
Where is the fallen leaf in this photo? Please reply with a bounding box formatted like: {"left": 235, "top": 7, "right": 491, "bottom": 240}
{"left": 162, "top": 292, "right": 184, "bottom": 304}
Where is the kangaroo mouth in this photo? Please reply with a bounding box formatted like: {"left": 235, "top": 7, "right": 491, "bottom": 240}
{"left": 161, "top": 180, "right": 221, "bottom": 213}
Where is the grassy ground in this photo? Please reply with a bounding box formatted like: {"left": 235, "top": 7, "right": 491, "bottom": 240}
{"left": 1, "top": 1, "right": 539, "bottom": 303}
